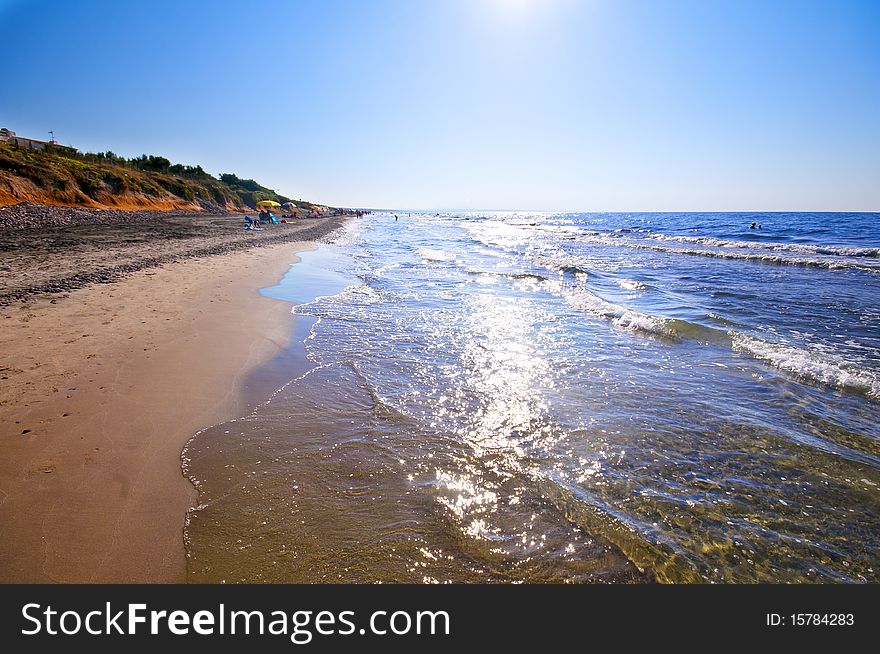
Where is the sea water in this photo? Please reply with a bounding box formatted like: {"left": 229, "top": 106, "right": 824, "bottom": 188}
{"left": 183, "top": 212, "right": 880, "bottom": 583}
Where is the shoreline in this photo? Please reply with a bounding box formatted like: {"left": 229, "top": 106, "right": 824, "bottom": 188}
{"left": 0, "top": 232, "right": 340, "bottom": 582}
{"left": 0, "top": 203, "right": 352, "bottom": 306}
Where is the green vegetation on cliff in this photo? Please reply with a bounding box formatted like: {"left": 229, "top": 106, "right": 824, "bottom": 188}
{"left": 0, "top": 142, "right": 321, "bottom": 211}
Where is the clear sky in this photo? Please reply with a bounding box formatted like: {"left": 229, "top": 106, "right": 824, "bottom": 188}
{"left": 1, "top": 0, "right": 878, "bottom": 211}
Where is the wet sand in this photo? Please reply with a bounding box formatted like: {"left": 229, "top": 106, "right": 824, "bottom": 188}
{"left": 0, "top": 236, "right": 334, "bottom": 582}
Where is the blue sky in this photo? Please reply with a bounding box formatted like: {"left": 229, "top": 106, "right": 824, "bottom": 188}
{"left": 1, "top": 0, "right": 878, "bottom": 210}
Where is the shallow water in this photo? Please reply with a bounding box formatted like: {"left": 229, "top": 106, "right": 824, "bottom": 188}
{"left": 184, "top": 212, "right": 880, "bottom": 583}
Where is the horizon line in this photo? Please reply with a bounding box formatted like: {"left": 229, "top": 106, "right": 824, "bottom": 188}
{"left": 364, "top": 208, "right": 880, "bottom": 214}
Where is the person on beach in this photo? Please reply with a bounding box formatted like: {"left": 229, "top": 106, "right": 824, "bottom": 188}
{"left": 245, "top": 214, "right": 264, "bottom": 230}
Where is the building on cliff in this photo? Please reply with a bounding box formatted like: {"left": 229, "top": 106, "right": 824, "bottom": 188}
{"left": 0, "top": 128, "right": 78, "bottom": 155}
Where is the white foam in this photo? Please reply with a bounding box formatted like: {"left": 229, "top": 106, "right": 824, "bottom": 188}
{"left": 617, "top": 278, "right": 648, "bottom": 291}
{"left": 574, "top": 233, "right": 880, "bottom": 274}
{"left": 547, "top": 280, "right": 671, "bottom": 338}
{"left": 546, "top": 279, "right": 880, "bottom": 398}
{"left": 731, "top": 333, "right": 880, "bottom": 398}
{"left": 417, "top": 247, "right": 454, "bottom": 262}
{"left": 649, "top": 233, "right": 880, "bottom": 258}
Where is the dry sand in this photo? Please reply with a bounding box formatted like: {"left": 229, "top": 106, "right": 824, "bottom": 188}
{"left": 0, "top": 205, "right": 348, "bottom": 304}
{"left": 0, "top": 241, "right": 316, "bottom": 582}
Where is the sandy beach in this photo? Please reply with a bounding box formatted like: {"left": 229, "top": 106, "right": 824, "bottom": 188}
{"left": 0, "top": 214, "right": 346, "bottom": 582}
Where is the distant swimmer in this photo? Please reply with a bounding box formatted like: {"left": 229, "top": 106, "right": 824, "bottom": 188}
{"left": 750, "top": 222, "right": 756, "bottom": 229}
{"left": 758, "top": 224, "right": 762, "bottom": 229}
{"left": 394, "top": 214, "right": 398, "bottom": 221}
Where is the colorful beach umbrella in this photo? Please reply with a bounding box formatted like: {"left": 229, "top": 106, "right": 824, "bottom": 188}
{"left": 257, "top": 200, "right": 281, "bottom": 207}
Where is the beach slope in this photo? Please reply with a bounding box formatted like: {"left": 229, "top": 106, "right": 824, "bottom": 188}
{"left": 0, "top": 237, "right": 332, "bottom": 582}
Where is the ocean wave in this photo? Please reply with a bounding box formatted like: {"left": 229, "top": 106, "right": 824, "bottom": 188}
{"left": 730, "top": 333, "right": 880, "bottom": 398}
{"left": 530, "top": 254, "right": 595, "bottom": 277}
{"left": 546, "top": 280, "right": 734, "bottom": 344}
{"left": 295, "top": 283, "right": 386, "bottom": 320}
{"left": 574, "top": 234, "right": 880, "bottom": 274}
{"left": 466, "top": 269, "right": 549, "bottom": 283}
{"left": 706, "top": 312, "right": 738, "bottom": 327}
{"left": 546, "top": 279, "right": 880, "bottom": 398}
{"left": 617, "top": 278, "right": 649, "bottom": 291}
{"left": 647, "top": 233, "right": 880, "bottom": 258}
{"left": 417, "top": 247, "right": 455, "bottom": 262}
{"left": 535, "top": 474, "right": 706, "bottom": 583}
{"left": 548, "top": 281, "right": 706, "bottom": 340}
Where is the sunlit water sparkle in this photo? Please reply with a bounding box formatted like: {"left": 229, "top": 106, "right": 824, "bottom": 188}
{"left": 184, "top": 211, "right": 880, "bottom": 583}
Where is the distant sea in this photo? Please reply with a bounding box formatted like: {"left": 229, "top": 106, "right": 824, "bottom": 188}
{"left": 183, "top": 212, "right": 880, "bottom": 583}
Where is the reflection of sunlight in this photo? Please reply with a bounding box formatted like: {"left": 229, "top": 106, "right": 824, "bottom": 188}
{"left": 465, "top": 219, "right": 529, "bottom": 251}
{"left": 432, "top": 291, "right": 560, "bottom": 546}
{"left": 434, "top": 470, "right": 501, "bottom": 541}
{"left": 458, "top": 293, "right": 552, "bottom": 453}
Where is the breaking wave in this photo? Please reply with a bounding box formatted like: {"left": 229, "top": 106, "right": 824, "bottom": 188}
{"left": 648, "top": 233, "right": 880, "bottom": 258}
{"left": 731, "top": 333, "right": 880, "bottom": 398}
{"left": 546, "top": 280, "right": 880, "bottom": 398}
{"left": 574, "top": 233, "right": 880, "bottom": 274}
{"left": 617, "top": 278, "right": 650, "bottom": 291}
